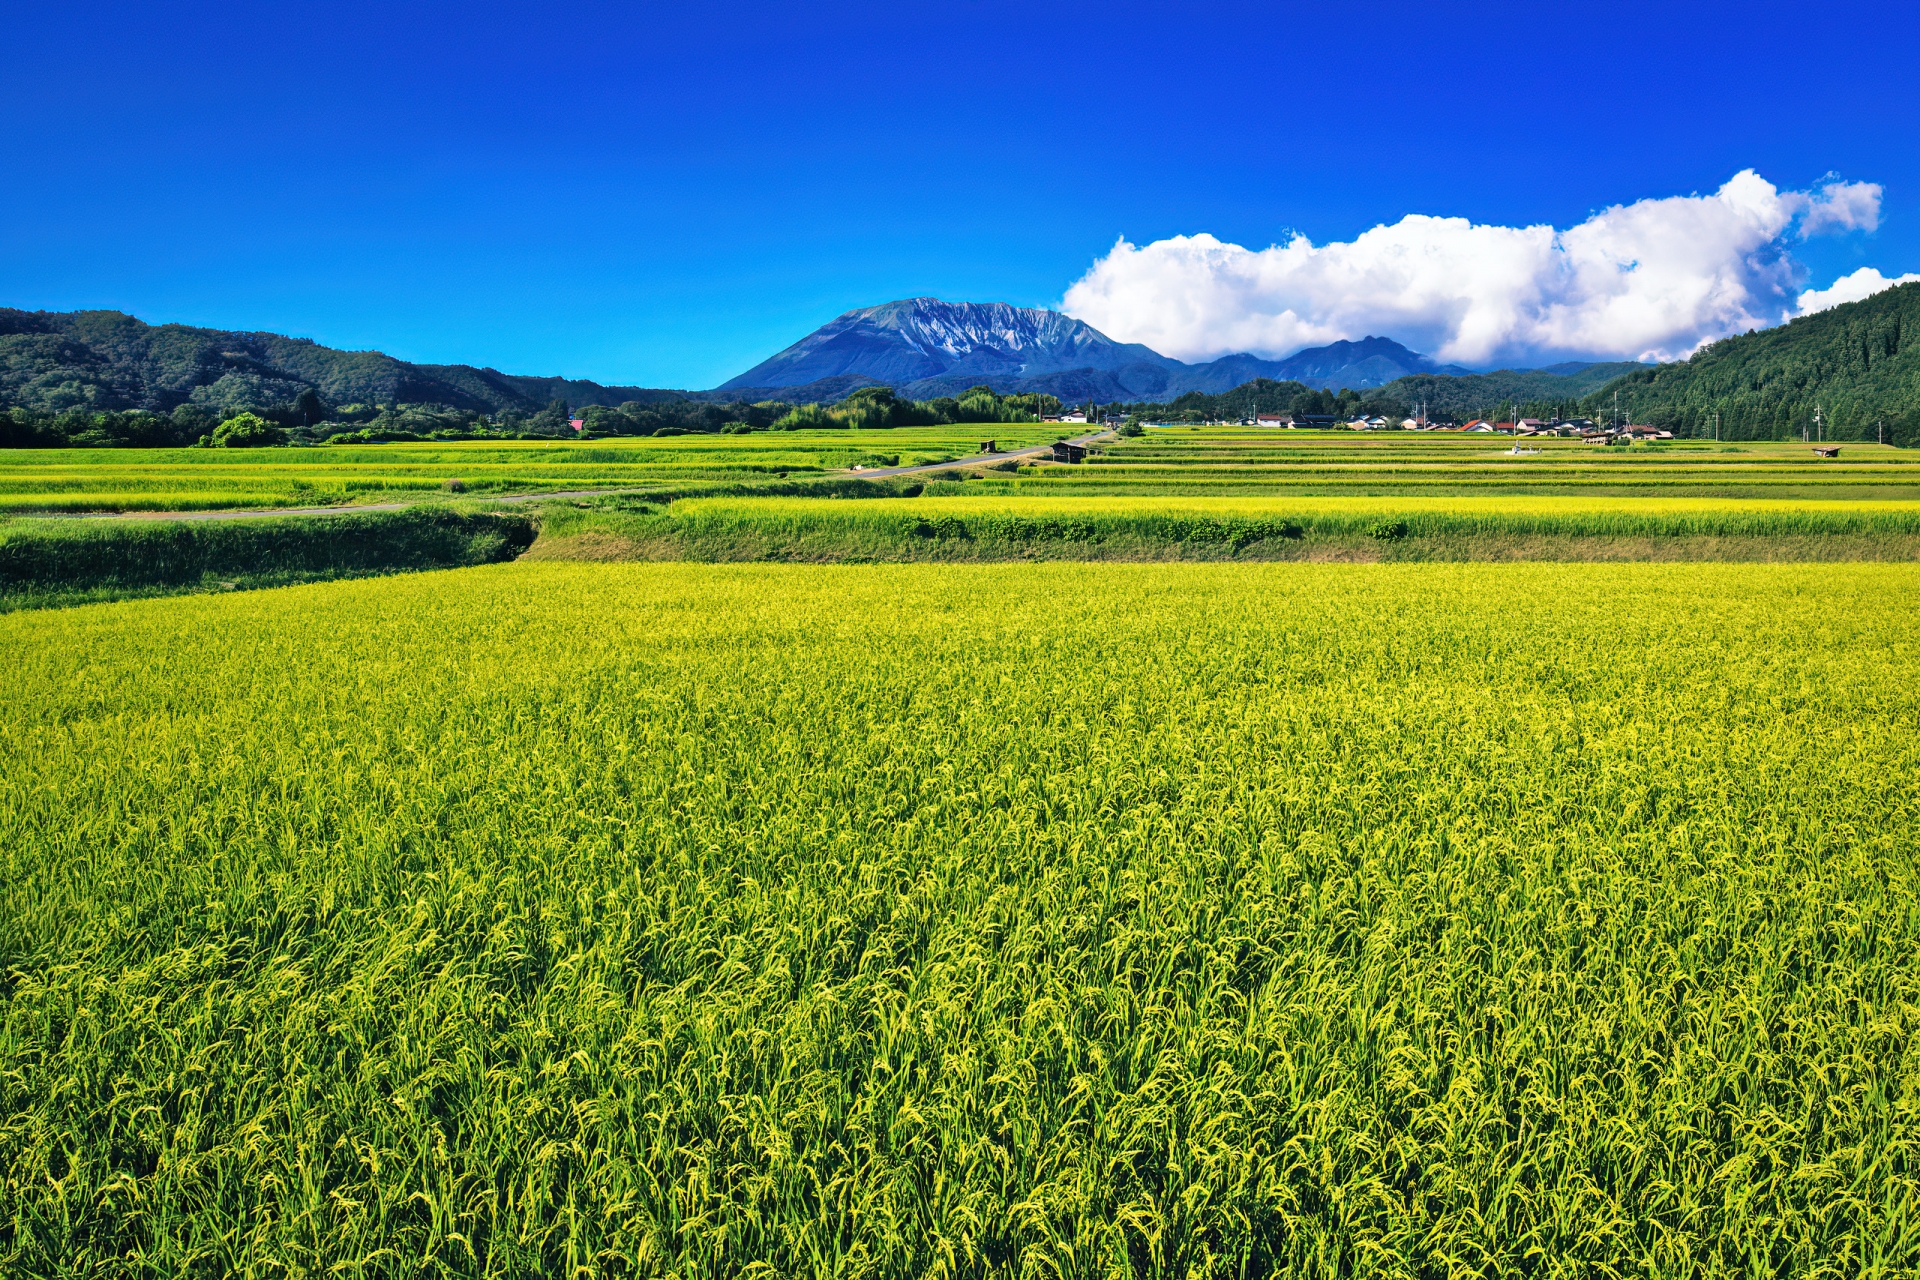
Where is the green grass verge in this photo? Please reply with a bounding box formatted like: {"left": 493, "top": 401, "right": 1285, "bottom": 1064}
{"left": 526, "top": 495, "right": 1920, "bottom": 563}
{"left": 0, "top": 507, "right": 537, "bottom": 610}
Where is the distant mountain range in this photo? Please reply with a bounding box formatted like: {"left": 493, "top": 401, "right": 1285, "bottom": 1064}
{"left": 715, "top": 298, "right": 1472, "bottom": 403}
{"left": 8, "top": 285, "right": 1911, "bottom": 441}
{"left": 2, "top": 298, "right": 1656, "bottom": 420}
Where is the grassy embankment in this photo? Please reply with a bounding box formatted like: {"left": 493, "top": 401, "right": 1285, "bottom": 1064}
{"left": 4, "top": 560, "right": 1918, "bottom": 1274}
{"left": 530, "top": 493, "right": 1920, "bottom": 563}
{"left": 0, "top": 507, "right": 535, "bottom": 611}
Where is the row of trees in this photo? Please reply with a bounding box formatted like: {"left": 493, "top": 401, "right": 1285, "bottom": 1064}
{"left": 1, "top": 404, "right": 223, "bottom": 448}
{"left": 1105, "top": 380, "right": 1369, "bottom": 425}
{"left": 1119, "top": 381, "right": 1633, "bottom": 428}
{"left": 0, "top": 383, "right": 1069, "bottom": 448}
{"left": 761, "top": 386, "right": 1062, "bottom": 431}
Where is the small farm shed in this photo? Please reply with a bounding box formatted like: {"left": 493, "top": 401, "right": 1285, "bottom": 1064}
{"left": 1051, "top": 441, "right": 1088, "bottom": 463}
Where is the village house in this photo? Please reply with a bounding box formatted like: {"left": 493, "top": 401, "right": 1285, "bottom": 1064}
{"left": 1255, "top": 412, "right": 1291, "bottom": 428}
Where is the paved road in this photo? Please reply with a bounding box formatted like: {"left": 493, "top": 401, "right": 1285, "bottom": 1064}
{"left": 17, "top": 431, "right": 1116, "bottom": 522}
{"left": 845, "top": 429, "right": 1115, "bottom": 480}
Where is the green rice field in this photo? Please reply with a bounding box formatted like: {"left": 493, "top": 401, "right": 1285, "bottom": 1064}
{"left": 2, "top": 427, "right": 1914, "bottom": 516}
{"left": 3, "top": 560, "right": 1918, "bottom": 1275}
{"left": 0, "top": 428, "right": 1058, "bottom": 514}
{"left": 1044, "top": 430, "right": 1920, "bottom": 500}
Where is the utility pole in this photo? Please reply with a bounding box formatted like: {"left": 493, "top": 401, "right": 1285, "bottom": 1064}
{"left": 1814, "top": 403, "right": 1823, "bottom": 443}
{"left": 1714, "top": 410, "right": 1720, "bottom": 443}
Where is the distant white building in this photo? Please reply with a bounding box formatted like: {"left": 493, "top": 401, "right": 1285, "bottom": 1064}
{"left": 1044, "top": 411, "right": 1089, "bottom": 424}
{"left": 1255, "top": 413, "right": 1290, "bottom": 428}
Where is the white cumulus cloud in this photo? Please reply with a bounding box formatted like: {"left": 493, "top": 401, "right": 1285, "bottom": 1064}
{"left": 1796, "top": 266, "right": 1920, "bottom": 315}
{"left": 1799, "top": 178, "right": 1883, "bottom": 236}
{"left": 1060, "top": 170, "right": 1897, "bottom": 368}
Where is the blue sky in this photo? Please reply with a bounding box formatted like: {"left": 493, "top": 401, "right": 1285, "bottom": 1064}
{"left": 3, "top": 0, "right": 1916, "bottom": 388}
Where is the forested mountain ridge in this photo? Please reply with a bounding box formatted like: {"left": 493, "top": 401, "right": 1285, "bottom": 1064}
{"left": 0, "top": 308, "right": 681, "bottom": 416}
{"left": 1262, "top": 336, "right": 1471, "bottom": 387}
{"left": 1576, "top": 282, "right": 1920, "bottom": 442}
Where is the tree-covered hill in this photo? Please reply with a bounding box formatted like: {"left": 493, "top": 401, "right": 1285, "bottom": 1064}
{"left": 0, "top": 309, "right": 682, "bottom": 416}
{"left": 1579, "top": 283, "right": 1920, "bottom": 442}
